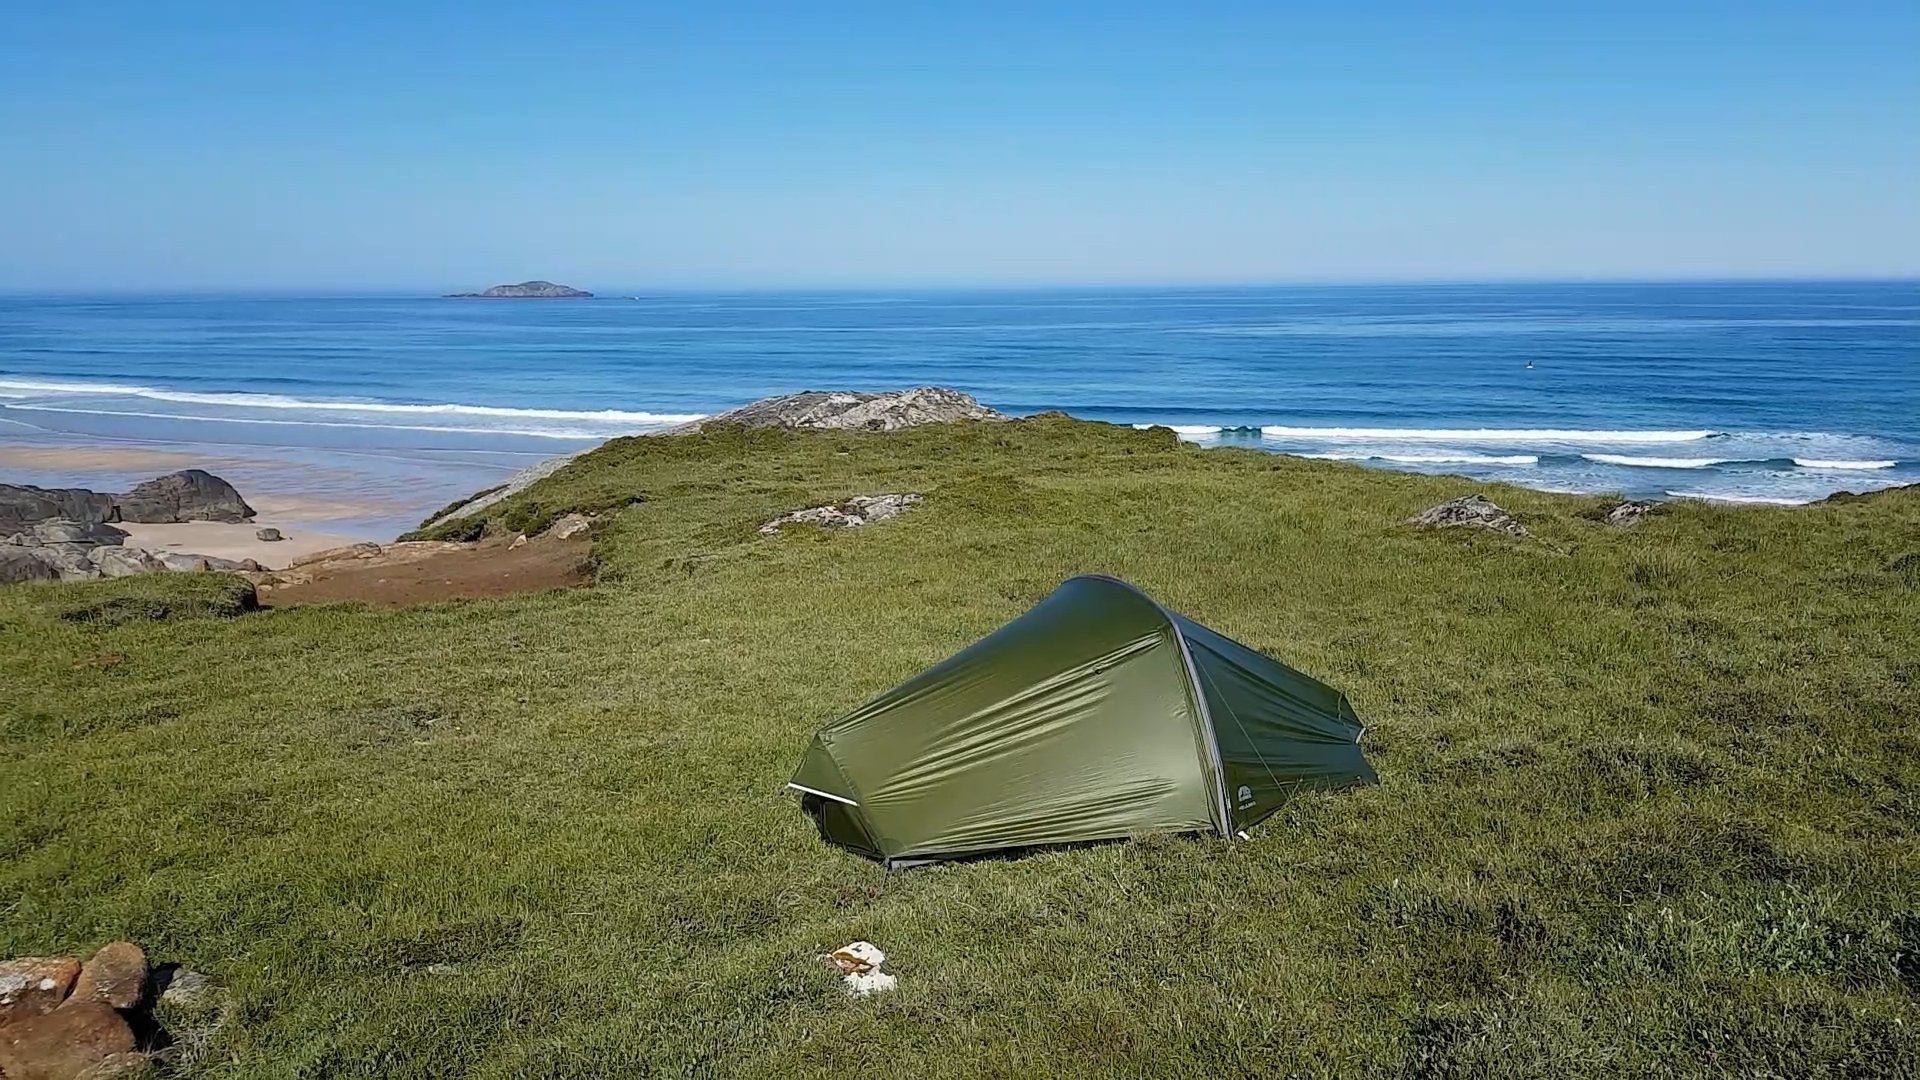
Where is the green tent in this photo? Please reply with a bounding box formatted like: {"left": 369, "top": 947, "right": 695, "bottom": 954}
{"left": 790, "top": 575, "right": 1375, "bottom": 867}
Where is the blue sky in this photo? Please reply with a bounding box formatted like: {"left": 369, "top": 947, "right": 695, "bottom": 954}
{"left": 2, "top": 2, "right": 1916, "bottom": 290}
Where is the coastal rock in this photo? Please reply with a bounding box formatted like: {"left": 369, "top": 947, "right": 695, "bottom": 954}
{"left": 155, "top": 553, "right": 261, "bottom": 574}
{"left": 8, "top": 520, "right": 129, "bottom": 547}
{"left": 1408, "top": 495, "right": 1528, "bottom": 537}
{"left": 39, "top": 544, "right": 105, "bottom": 581}
{"left": 668, "top": 386, "right": 1003, "bottom": 435}
{"left": 113, "top": 470, "right": 254, "bottom": 524}
{"left": 0, "top": 484, "right": 118, "bottom": 533}
{"left": 0, "top": 547, "right": 61, "bottom": 584}
{"left": 760, "top": 493, "right": 921, "bottom": 535}
{"left": 544, "top": 513, "right": 594, "bottom": 541}
{"left": 0, "top": 957, "right": 81, "bottom": 1027}
{"left": 88, "top": 547, "right": 165, "bottom": 578}
{"left": 0, "top": 1002, "right": 137, "bottom": 1080}
{"left": 444, "top": 280, "right": 593, "bottom": 299}
{"left": 67, "top": 943, "right": 147, "bottom": 1011}
{"left": 1601, "top": 499, "right": 1657, "bottom": 527}
{"left": 254, "top": 527, "right": 283, "bottom": 542}
{"left": 421, "top": 387, "right": 1002, "bottom": 529}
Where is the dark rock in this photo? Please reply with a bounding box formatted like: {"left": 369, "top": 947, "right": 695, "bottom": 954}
{"left": 0, "top": 1001, "right": 136, "bottom": 1080}
{"left": 37, "top": 544, "right": 103, "bottom": 581}
{"left": 254, "top": 527, "right": 283, "bottom": 542}
{"left": 668, "top": 386, "right": 1003, "bottom": 434}
{"left": 1408, "top": 495, "right": 1528, "bottom": 536}
{"left": 113, "top": 471, "right": 254, "bottom": 524}
{"left": 761, "top": 493, "right": 921, "bottom": 535}
{"left": 0, "top": 484, "right": 118, "bottom": 533}
{"left": 9, "top": 520, "right": 129, "bottom": 547}
{"left": 444, "top": 280, "right": 592, "bottom": 298}
{"left": 0, "top": 957, "right": 81, "bottom": 1028}
{"left": 67, "top": 942, "right": 146, "bottom": 1011}
{"left": 0, "top": 547, "right": 60, "bottom": 584}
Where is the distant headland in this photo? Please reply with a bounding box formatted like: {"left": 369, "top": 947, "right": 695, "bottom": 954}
{"left": 444, "top": 280, "right": 593, "bottom": 298}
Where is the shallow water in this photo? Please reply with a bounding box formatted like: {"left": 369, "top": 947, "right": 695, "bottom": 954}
{"left": 2, "top": 281, "right": 1914, "bottom": 534}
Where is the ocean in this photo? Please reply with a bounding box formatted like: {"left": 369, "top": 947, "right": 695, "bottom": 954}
{"left": 2, "top": 281, "right": 1915, "bottom": 537}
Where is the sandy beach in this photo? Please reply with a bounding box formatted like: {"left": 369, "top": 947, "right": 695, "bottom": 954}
{"left": 114, "top": 519, "right": 365, "bottom": 571}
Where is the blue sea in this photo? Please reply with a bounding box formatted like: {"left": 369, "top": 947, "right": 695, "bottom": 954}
{"left": 2, "top": 282, "right": 1916, "bottom": 537}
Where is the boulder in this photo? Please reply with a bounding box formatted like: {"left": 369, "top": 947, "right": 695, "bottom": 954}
{"left": 761, "top": 493, "right": 921, "bottom": 535}
{"left": 544, "top": 513, "right": 593, "bottom": 541}
{"left": 153, "top": 967, "right": 213, "bottom": 1009}
{"left": 1407, "top": 495, "right": 1528, "bottom": 537}
{"left": 0, "top": 484, "right": 118, "bottom": 533}
{"left": 88, "top": 547, "right": 165, "bottom": 578}
{"left": 12, "top": 520, "right": 128, "bottom": 547}
{"left": 668, "top": 386, "right": 1002, "bottom": 435}
{"left": 38, "top": 544, "right": 104, "bottom": 581}
{"left": 0, "top": 1001, "right": 137, "bottom": 1080}
{"left": 0, "top": 547, "right": 59, "bottom": 584}
{"left": 1601, "top": 499, "right": 1656, "bottom": 527}
{"left": 67, "top": 943, "right": 146, "bottom": 1011}
{"left": 112, "top": 471, "right": 254, "bottom": 524}
{"left": 155, "top": 553, "right": 259, "bottom": 574}
{"left": 254, "top": 527, "right": 283, "bottom": 542}
{"left": 0, "top": 957, "right": 81, "bottom": 1028}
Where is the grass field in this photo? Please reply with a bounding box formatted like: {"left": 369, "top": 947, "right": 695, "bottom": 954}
{"left": 4, "top": 416, "right": 1917, "bottom": 1078}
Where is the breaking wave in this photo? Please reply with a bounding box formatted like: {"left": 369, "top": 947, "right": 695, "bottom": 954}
{"left": 1792, "top": 458, "right": 1897, "bottom": 470}
{"left": 0, "top": 378, "right": 705, "bottom": 427}
{"left": 1580, "top": 454, "right": 1733, "bottom": 469}
{"left": 1259, "top": 425, "right": 1717, "bottom": 443}
{"left": 1299, "top": 452, "right": 1538, "bottom": 465}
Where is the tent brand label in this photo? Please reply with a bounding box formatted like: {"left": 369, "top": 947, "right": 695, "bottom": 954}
{"left": 1237, "top": 785, "right": 1255, "bottom": 809}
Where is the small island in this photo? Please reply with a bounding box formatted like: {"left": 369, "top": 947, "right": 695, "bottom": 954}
{"left": 444, "top": 280, "right": 593, "bottom": 298}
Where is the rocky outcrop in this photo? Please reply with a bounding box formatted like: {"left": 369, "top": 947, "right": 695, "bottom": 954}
{"left": 760, "top": 493, "right": 921, "bottom": 535}
{"left": 0, "top": 484, "right": 117, "bottom": 533}
{"left": 2, "top": 517, "right": 260, "bottom": 584}
{"left": 444, "top": 280, "right": 593, "bottom": 298}
{"left": 666, "top": 386, "right": 1002, "bottom": 435}
{"left": 1599, "top": 499, "right": 1656, "bottom": 527}
{"left": 422, "top": 388, "right": 1001, "bottom": 529}
{"left": 114, "top": 470, "right": 254, "bottom": 524}
{"left": 1408, "top": 495, "right": 1528, "bottom": 536}
{"left": 0, "top": 943, "right": 225, "bottom": 1079}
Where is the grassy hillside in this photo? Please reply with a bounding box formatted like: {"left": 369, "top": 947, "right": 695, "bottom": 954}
{"left": 4, "top": 416, "right": 1917, "bottom": 1078}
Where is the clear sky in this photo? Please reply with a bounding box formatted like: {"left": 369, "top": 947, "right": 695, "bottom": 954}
{"left": 3, "top": 2, "right": 1916, "bottom": 290}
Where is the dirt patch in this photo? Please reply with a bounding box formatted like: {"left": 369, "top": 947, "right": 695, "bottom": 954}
{"left": 259, "top": 535, "right": 591, "bottom": 607}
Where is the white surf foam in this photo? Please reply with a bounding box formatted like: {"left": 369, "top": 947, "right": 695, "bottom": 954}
{"left": 1260, "top": 425, "right": 1716, "bottom": 443}
{"left": 1793, "top": 458, "right": 1897, "bottom": 470}
{"left": 0, "top": 378, "right": 705, "bottom": 426}
{"left": 4, "top": 404, "right": 611, "bottom": 440}
{"left": 1132, "top": 423, "right": 1224, "bottom": 434}
{"left": 1581, "top": 454, "right": 1731, "bottom": 469}
{"left": 1301, "top": 451, "right": 1536, "bottom": 465}
{"left": 1665, "top": 490, "right": 1817, "bottom": 506}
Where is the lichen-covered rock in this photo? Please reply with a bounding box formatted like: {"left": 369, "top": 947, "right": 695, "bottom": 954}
{"left": 0, "top": 547, "right": 60, "bottom": 584}
{"left": 1601, "top": 499, "right": 1656, "bottom": 526}
{"left": 672, "top": 386, "right": 1002, "bottom": 435}
{"left": 0, "top": 1001, "right": 136, "bottom": 1080}
{"left": 88, "top": 546, "right": 165, "bottom": 578}
{"left": 68, "top": 942, "right": 147, "bottom": 1011}
{"left": 544, "top": 513, "right": 594, "bottom": 541}
{"left": 1407, "top": 495, "right": 1528, "bottom": 536}
{"left": 7, "top": 520, "right": 128, "bottom": 547}
{"left": 760, "top": 493, "right": 922, "bottom": 535}
{"left": 113, "top": 470, "right": 254, "bottom": 524}
{"left": 255, "top": 527, "right": 283, "bottom": 542}
{"left": 0, "top": 957, "right": 81, "bottom": 1027}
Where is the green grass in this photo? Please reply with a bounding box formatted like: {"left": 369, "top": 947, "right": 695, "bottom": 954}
{"left": 3, "top": 416, "right": 1917, "bottom": 1078}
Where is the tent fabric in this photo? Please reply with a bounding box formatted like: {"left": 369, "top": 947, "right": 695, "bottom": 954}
{"left": 791, "top": 575, "right": 1375, "bottom": 866}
